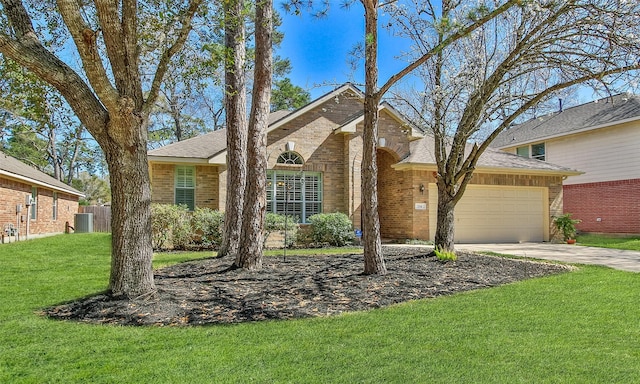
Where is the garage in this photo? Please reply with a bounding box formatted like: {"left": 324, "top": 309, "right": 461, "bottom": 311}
{"left": 428, "top": 184, "right": 548, "bottom": 243}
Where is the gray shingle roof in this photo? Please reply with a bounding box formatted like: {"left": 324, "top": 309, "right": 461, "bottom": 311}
{"left": 148, "top": 128, "right": 227, "bottom": 159}
{"left": 492, "top": 94, "right": 640, "bottom": 148}
{"left": 148, "top": 110, "right": 293, "bottom": 160}
{"left": 400, "top": 136, "right": 580, "bottom": 174}
{"left": 0, "top": 151, "right": 83, "bottom": 196}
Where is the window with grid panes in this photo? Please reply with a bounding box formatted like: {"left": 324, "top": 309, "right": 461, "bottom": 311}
{"left": 266, "top": 170, "right": 322, "bottom": 223}
{"left": 175, "top": 166, "right": 195, "bottom": 210}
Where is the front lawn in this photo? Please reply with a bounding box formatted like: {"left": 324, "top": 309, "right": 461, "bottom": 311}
{"left": 577, "top": 234, "right": 640, "bottom": 251}
{"left": 1, "top": 234, "right": 638, "bottom": 383}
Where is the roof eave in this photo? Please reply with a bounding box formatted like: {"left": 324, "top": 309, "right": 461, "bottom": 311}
{"left": 496, "top": 115, "right": 640, "bottom": 149}
{"left": 391, "top": 163, "right": 583, "bottom": 177}
{"left": 0, "top": 170, "right": 84, "bottom": 197}
{"left": 148, "top": 156, "right": 211, "bottom": 164}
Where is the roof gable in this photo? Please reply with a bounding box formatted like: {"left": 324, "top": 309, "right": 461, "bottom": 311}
{"left": 147, "top": 110, "right": 293, "bottom": 162}
{"left": 492, "top": 94, "right": 640, "bottom": 148}
{"left": 148, "top": 83, "right": 422, "bottom": 163}
{"left": 0, "top": 151, "right": 83, "bottom": 196}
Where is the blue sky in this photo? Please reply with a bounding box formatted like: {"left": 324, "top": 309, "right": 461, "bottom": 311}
{"left": 276, "top": 4, "right": 414, "bottom": 98}
{"left": 274, "top": 5, "right": 632, "bottom": 104}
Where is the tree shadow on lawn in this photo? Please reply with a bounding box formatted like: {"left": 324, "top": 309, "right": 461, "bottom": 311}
{"left": 44, "top": 246, "right": 572, "bottom": 326}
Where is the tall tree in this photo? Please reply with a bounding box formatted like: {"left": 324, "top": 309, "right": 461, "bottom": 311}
{"left": 286, "top": 0, "right": 518, "bottom": 273}
{"left": 146, "top": 8, "right": 293, "bottom": 148}
{"left": 388, "top": 0, "right": 640, "bottom": 252}
{"left": 218, "top": 0, "right": 248, "bottom": 259}
{"left": 234, "top": 0, "right": 273, "bottom": 269}
{"left": 358, "top": 0, "right": 518, "bottom": 273}
{"left": 0, "top": 0, "right": 204, "bottom": 297}
{"left": 360, "top": 0, "right": 386, "bottom": 274}
{"left": 0, "top": 57, "right": 91, "bottom": 184}
{"left": 271, "top": 77, "right": 310, "bottom": 111}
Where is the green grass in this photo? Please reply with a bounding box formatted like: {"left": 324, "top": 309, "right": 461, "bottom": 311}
{"left": 577, "top": 234, "right": 640, "bottom": 251}
{"left": 1, "top": 234, "right": 639, "bottom": 383}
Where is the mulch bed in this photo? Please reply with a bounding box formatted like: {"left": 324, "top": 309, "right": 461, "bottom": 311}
{"left": 44, "top": 246, "right": 572, "bottom": 326}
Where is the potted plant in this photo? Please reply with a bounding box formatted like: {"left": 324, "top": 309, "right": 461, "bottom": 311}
{"left": 553, "top": 213, "right": 581, "bottom": 244}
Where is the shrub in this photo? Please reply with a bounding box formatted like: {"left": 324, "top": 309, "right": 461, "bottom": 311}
{"left": 191, "top": 208, "right": 224, "bottom": 249}
{"left": 553, "top": 213, "right": 581, "bottom": 241}
{"left": 307, "top": 212, "right": 354, "bottom": 246}
{"left": 151, "top": 204, "right": 192, "bottom": 250}
{"left": 264, "top": 212, "right": 298, "bottom": 248}
{"left": 434, "top": 246, "right": 457, "bottom": 262}
{"left": 295, "top": 225, "right": 314, "bottom": 247}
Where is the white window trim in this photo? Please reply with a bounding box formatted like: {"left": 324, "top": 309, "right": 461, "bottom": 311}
{"left": 516, "top": 142, "right": 545, "bottom": 161}
{"left": 175, "top": 165, "right": 196, "bottom": 210}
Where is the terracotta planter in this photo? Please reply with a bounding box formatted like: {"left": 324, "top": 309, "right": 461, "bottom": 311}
{"left": 566, "top": 239, "right": 576, "bottom": 244}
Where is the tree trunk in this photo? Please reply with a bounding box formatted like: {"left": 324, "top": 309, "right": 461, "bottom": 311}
{"left": 0, "top": 0, "right": 202, "bottom": 299}
{"left": 103, "top": 124, "right": 155, "bottom": 298}
{"left": 235, "top": 0, "right": 272, "bottom": 270}
{"left": 434, "top": 181, "right": 456, "bottom": 253}
{"left": 361, "top": 0, "right": 386, "bottom": 275}
{"left": 218, "top": 0, "right": 247, "bottom": 258}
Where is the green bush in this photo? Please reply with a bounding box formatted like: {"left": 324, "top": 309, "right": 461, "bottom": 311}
{"left": 150, "top": 204, "right": 192, "bottom": 250}
{"left": 191, "top": 208, "right": 224, "bottom": 249}
{"left": 264, "top": 212, "right": 298, "bottom": 248}
{"left": 307, "top": 212, "right": 354, "bottom": 246}
{"left": 434, "top": 246, "right": 457, "bottom": 262}
{"left": 553, "top": 213, "right": 581, "bottom": 241}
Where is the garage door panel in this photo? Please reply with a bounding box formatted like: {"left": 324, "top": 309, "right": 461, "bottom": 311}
{"left": 429, "top": 185, "right": 546, "bottom": 243}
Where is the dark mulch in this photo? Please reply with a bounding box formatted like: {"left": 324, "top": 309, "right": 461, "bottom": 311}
{"left": 44, "top": 246, "right": 572, "bottom": 326}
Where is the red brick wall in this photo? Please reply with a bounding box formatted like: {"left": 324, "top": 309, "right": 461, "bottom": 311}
{"left": 1, "top": 175, "right": 79, "bottom": 237}
{"left": 564, "top": 179, "right": 640, "bottom": 234}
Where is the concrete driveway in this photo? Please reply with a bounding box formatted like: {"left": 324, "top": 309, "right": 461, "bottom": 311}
{"left": 455, "top": 243, "right": 640, "bottom": 273}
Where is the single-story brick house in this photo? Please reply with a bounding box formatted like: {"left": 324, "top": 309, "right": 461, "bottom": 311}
{"left": 1, "top": 151, "right": 82, "bottom": 240}
{"left": 492, "top": 94, "right": 640, "bottom": 235}
{"left": 149, "top": 84, "right": 579, "bottom": 243}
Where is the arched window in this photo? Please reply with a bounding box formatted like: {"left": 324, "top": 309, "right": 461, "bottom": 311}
{"left": 277, "top": 151, "right": 303, "bottom": 165}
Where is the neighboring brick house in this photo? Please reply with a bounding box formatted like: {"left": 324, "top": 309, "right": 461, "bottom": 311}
{"left": 1, "top": 151, "right": 82, "bottom": 240}
{"left": 492, "top": 94, "right": 640, "bottom": 235}
{"left": 149, "top": 84, "right": 579, "bottom": 243}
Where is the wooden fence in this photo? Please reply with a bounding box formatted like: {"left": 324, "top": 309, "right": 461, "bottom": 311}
{"left": 79, "top": 205, "right": 111, "bottom": 233}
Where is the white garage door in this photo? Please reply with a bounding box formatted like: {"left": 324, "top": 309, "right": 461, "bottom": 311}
{"left": 428, "top": 184, "right": 547, "bottom": 243}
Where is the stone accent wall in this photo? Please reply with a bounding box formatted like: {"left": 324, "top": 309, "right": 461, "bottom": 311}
{"left": 564, "top": 178, "right": 640, "bottom": 234}
{"left": 0, "top": 175, "right": 78, "bottom": 238}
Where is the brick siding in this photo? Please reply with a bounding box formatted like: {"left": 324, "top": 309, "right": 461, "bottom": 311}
{"left": 564, "top": 179, "right": 640, "bottom": 234}
{"left": 1, "top": 175, "right": 79, "bottom": 238}
{"left": 150, "top": 163, "right": 222, "bottom": 210}
{"left": 149, "top": 88, "right": 565, "bottom": 242}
